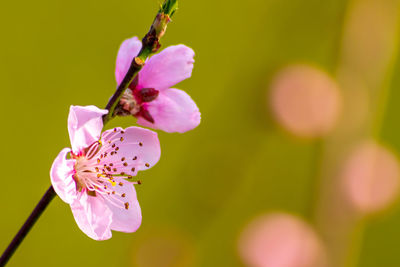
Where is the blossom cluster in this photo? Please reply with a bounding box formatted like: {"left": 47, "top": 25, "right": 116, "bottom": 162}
{"left": 50, "top": 37, "right": 200, "bottom": 240}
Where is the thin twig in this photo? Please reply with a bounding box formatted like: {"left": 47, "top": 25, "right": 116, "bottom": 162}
{"left": 0, "top": 186, "right": 56, "bottom": 267}
{"left": 103, "top": 0, "right": 178, "bottom": 124}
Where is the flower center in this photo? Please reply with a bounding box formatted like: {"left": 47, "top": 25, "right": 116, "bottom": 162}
{"left": 119, "top": 75, "right": 159, "bottom": 123}
{"left": 120, "top": 89, "right": 141, "bottom": 115}
{"left": 71, "top": 138, "right": 141, "bottom": 210}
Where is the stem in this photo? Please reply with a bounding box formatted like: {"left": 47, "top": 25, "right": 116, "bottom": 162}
{"left": 103, "top": 0, "right": 178, "bottom": 124}
{"left": 0, "top": 186, "right": 56, "bottom": 267}
{"left": 0, "top": 1, "right": 179, "bottom": 265}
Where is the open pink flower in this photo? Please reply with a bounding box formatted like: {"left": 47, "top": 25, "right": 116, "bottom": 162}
{"left": 116, "top": 36, "right": 201, "bottom": 133}
{"left": 50, "top": 105, "right": 161, "bottom": 240}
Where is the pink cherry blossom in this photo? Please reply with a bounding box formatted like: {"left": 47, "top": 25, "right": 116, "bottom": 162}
{"left": 116, "top": 36, "right": 201, "bottom": 133}
{"left": 50, "top": 105, "right": 161, "bottom": 240}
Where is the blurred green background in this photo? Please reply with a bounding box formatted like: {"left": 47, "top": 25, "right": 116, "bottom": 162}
{"left": 1, "top": 0, "right": 400, "bottom": 266}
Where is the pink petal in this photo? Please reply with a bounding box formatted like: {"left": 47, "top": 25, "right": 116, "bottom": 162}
{"left": 115, "top": 36, "right": 142, "bottom": 85}
{"left": 70, "top": 193, "right": 113, "bottom": 240}
{"left": 68, "top": 105, "right": 108, "bottom": 154}
{"left": 138, "top": 45, "right": 195, "bottom": 90}
{"left": 104, "top": 182, "right": 141, "bottom": 232}
{"left": 137, "top": 88, "right": 201, "bottom": 133}
{"left": 100, "top": 126, "right": 161, "bottom": 172}
{"left": 50, "top": 148, "right": 77, "bottom": 204}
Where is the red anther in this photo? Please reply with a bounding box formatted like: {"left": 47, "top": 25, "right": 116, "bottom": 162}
{"left": 139, "top": 107, "right": 155, "bottom": 123}
{"left": 137, "top": 88, "right": 159, "bottom": 102}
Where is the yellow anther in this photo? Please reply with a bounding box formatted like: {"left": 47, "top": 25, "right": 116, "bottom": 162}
{"left": 108, "top": 179, "right": 116, "bottom": 187}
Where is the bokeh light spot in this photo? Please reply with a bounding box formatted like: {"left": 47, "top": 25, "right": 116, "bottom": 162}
{"left": 270, "top": 65, "right": 341, "bottom": 138}
{"left": 238, "top": 213, "right": 326, "bottom": 267}
{"left": 342, "top": 140, "right": 400, "bottom": 214}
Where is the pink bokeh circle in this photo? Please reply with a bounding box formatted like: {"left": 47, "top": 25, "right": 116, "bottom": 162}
{"left": 270, "top": 65, "right": 341, "bottom": 138}
{"left": 238, "top": 213, "right": 326, "bottom": 267}
{"left": 342, "top": 141, "right": 400, "bottom": 213}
